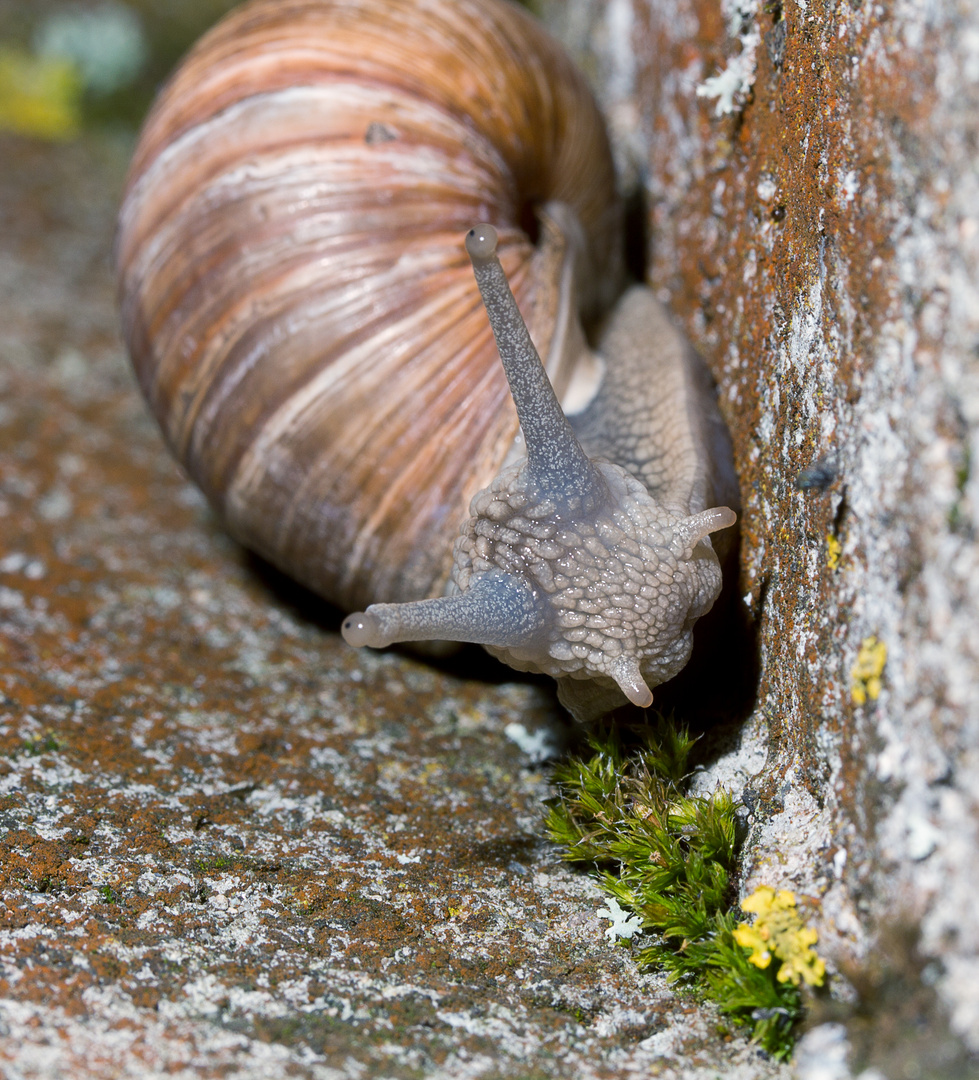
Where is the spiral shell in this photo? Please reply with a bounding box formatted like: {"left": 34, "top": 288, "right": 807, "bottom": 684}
{"left": 117, "top": 0, "right": 619, "bottom": 611}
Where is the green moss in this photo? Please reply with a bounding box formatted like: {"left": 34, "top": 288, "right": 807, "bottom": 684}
{"left": 194, "top": 855, "right": 232, "bottom": 873}
{"left": 20, "top": 732, "right": 60, "bottom": 757}
{"left": 545, "top": 719, "right": 819, "bottom": 1060}
{"left": 192, "top": 854, "right": 282, "bottom": 876}
{"left": 948, "top": 442, "right": 971, "bottom": 531}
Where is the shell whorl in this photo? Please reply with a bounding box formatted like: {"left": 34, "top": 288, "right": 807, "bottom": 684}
{"left": 117, "top": 0, "right": 620, "bottom": 611}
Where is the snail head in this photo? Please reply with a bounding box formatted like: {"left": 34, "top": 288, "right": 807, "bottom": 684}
{"left": 342, "top": 219, "right": 736, "bottom": 717}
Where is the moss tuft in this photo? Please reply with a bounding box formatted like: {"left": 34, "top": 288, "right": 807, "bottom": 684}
{"left": 545, "top": 718, "right": 823, "bottom": 1060}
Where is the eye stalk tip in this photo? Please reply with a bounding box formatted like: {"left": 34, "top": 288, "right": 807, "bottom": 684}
{"left": 342, "top": 610, "right": 382, "bottom": 648}
{"left": 465, "top": 223, "right": 498, "bottom": 263}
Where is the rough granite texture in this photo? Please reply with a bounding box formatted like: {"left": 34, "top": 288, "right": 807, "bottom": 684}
{"left": 0, "top": 135, "right": 786, "bottom": 1079}
{"left": 540, "top": 0, "right": 979, "bottom": 1072}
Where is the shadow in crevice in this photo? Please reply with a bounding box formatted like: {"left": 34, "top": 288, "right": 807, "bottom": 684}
{"left": 623, "top": 182, "right": 650, "bottom": 285}
{"left": 821, "top": 922, "right": 979, "bottom": 1080}
{"left": 557, "top": 538, "right": 761, "bottom": 767}
{"left": 652, "top": 553, "right": 762, "bottom": 763}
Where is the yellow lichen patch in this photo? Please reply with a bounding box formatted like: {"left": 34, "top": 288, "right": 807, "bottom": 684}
{"left": 851, "top": 635, "right": 887, "bottom": 704}
{"left": 0, "top": 46, "right": 82, "bottom": 141}
{"left": 826, "top": 534, "right": 842, "bottom": 570}
{"left": 732, "top": 920, "right": 773, "bottom": 969}
{"left": 733, "top": 886, "right": 826, "bottom": 988}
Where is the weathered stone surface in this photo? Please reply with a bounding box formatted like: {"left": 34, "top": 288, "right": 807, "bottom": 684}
{"left": 6, "top": 0, "right": 979, "bottom": 1073}
{"left": 542, "top": 0, "right": 979, "bottom": 1070}
{"left": 0, "top": 134, "right": 788, "bottom": 1079}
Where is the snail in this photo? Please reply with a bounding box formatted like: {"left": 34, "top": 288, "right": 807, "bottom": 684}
{"left": 117, "top": 0, "right": 740, "bottom": 721}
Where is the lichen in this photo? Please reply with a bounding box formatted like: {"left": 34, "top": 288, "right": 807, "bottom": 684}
{"left": 0, "top": 46, "right": 81, "bottom": 140}
{"left": 733, "top": 886, "right": 825, "bottom": 988}
{"left": 826, "top": 534, "right": 842, "bottom": 571}
{"left": 851, "top": 636, "right": 887, "bottom": 705}
{"left": 598, "top": 896, "right": 643, "bottom": 942}
{"left": 694, "top": 0, "right": 762, "bottom": 117}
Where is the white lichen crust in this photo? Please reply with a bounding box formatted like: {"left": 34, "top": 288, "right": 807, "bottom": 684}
{"left": 453, "top": 457, "right": 726, "bottom": 711}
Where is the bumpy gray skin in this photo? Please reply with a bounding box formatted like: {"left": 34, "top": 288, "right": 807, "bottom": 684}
{"left": 454, "top": 457, "right": 734, "bottom": 719}
{"left": 342, "top": 215, "right": 738, "bottom": 721}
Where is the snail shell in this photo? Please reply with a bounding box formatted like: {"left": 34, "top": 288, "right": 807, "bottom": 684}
{"left": 118, "top": 0, "right": 740, "bottom": 719}
{"left": 117, "top": 0, "right": 621, "bottom": 613}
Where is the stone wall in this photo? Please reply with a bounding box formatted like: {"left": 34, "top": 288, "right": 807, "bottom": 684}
{"left": 540, "top": 0, "right": 979, "bottom": 1064}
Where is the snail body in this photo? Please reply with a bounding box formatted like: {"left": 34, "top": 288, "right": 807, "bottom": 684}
{"left": 118, "top": 0, "right": 739, "bottom": 720}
